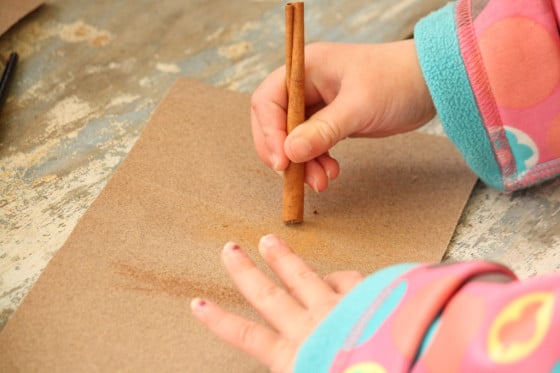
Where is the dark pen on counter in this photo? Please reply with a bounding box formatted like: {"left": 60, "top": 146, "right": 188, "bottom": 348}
{"left": 0, "top": 52, "right": 19, "bottom": 114}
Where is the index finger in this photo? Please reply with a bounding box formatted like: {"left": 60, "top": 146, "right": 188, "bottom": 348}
{"left": 221, "top": 241, "right": 307, "bottom": 339}
{"left": 251, "top": 66, "right": 290, "bottom": 171}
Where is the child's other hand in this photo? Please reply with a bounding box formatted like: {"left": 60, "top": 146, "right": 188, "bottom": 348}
{"left": 251, "top": 39, "right": 435, "bottom": 192}
{"left": 191, "top": 235, "right": 363, "bottom": 373}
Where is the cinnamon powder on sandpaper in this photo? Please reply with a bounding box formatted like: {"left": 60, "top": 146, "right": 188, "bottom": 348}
{"left": 0, "top": 79, "right": 477, "bottom": 372}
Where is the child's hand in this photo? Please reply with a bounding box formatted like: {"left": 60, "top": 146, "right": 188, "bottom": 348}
{"left": 191, "top": 235, "right": 363, "bottom": 373}
{"left": 251, "top": 39, "right": 435, "bottom": 192}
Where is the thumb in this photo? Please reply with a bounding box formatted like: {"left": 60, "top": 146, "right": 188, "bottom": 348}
{"left": 284, "top": 101, "right": 357, "bottom": 163}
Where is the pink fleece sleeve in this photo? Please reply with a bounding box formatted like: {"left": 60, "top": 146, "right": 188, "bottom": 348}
{"left": 456, "top": 0, "right": 560, "bottom": 190}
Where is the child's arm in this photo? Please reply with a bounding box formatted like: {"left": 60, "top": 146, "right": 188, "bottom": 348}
{"left": 415, "top": 0, "right": 560, "bottom": 190}
{"left": 191, "top": 235, "right": 560, "bottom": 372}
{"left": 295, "top": 259, "right": 560, "bottom": 372}
{"left": 251, "top": 0, "right": 560, "bottom": 192}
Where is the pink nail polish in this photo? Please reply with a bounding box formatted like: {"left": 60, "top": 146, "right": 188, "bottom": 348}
{"left": 224, "top": 241, "right": 241, "bottom": 254}
{"left": 191, "top": 297, "right": 207, "bottom": 312}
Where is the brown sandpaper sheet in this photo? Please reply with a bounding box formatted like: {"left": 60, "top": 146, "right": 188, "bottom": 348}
{"left": 0, "top": 0, "right": 43, "bottom": 37}
{"left": 0, "top": 79, "right": 477, "bottom": 372}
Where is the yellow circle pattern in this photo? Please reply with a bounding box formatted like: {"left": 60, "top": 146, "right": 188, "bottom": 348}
{"left": 343, "top": 362, "right": 388, "bottom": 373}
{"left": 487, "top": 292, "right": 554, "bottom": 364}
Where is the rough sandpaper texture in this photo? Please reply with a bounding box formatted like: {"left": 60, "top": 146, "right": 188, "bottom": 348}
{"left": 0, "top": 79, "right": 476, "bottom": 372}
{"left": 0, "top": 0, "right": 43, "bottom": 37}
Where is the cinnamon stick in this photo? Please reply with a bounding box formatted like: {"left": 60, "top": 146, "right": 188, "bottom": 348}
{"left": 283, "top": 2, "right": 305, "bottom": 225}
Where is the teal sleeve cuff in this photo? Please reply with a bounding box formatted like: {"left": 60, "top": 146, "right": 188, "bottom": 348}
{"left": 414, "top": 3, "right": 504, "bottom": 189}
{"left": 294, "top": 263, "right": 419, "bottom": 373}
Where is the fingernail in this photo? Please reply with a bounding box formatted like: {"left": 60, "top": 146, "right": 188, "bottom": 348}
{"left": 271, "top": 154, "right": 282, "bottom": 171}
{"left": 259, "top": 234, "right": 279, "bottom": 249}
{"left": 326, "top": 169, "right": 332, "bottom": 180}
{"left": 190, "top": 297, "right": 207, "bottom": 312}
{"left": 289, "top": 137, "right": 312, "bottom": 160}
{"left": 310, "top": 178, "right": 320, "bottom": 193}
{"left": 223, "top": 241, "right": 241, "bottom": 254}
